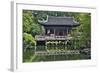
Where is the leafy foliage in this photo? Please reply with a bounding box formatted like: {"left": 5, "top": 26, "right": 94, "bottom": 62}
{"left": 23, "top": 10, "right": 41, "bottom": 35}
{"left": 30, "top": 23, "right": 42, "bottom": 37}
{"left": 23, "top": 10, "right": 33, "bottom": 33}
{"left": 23, "top": 33, "right": 36, "bottom": 52}
{"left": 71, "top": 13, "right": 91, "bottom": 49}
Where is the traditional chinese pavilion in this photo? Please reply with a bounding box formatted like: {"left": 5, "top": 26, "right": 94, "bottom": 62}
{"left": 35, "top": 16, "right": 80, "bottom": 45}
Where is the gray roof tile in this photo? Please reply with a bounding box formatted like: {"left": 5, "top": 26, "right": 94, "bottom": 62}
{"left": 39, "top": 16, "right": 79, "bottom": 26}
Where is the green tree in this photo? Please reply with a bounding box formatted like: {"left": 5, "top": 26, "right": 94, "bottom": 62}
{"left": 23, "top": 10, "right": 42, "bottom": 36}
{"left": 71, "top": 13, "right": 91, "bottom": 49}
{"left": 23, "top": 33, "right": 36, "bottom": 52}
{"left": 23, "top": 10, "right": 33, "bottom": 33}
{"left": 30, "top": 23, "right": 42, "bottom": 37}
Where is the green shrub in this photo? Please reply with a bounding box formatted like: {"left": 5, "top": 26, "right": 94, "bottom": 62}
{"left": 23, "top": 33, "right": 36, "bottom": 52}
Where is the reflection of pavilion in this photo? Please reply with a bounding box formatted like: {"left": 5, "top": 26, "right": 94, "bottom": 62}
{"left": 35, "top": 16, "right": 80, "bottom": 45}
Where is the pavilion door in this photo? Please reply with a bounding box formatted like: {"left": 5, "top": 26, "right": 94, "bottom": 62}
{"left": 56, "top": 29, "right": 64, "bottom": 36}
{"left": 59, "top": 31, "right": 64, "bottom": 36}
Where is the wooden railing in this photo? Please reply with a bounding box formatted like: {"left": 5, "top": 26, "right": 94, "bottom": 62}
{"left": 35, "top": 35, "right": 72, "bottom": 40}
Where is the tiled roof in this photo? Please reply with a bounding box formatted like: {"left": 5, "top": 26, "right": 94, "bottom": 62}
{"left": 39, "top": 16, "right": 79, "bottom": 26}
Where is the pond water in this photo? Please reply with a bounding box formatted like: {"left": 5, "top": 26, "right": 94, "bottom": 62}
{"left": 23, "top": 45, "right": 91, "bottom": 62}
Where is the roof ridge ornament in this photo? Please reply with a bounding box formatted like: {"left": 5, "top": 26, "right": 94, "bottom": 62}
{"left": 38, "top": 15, "right": 48, "bottom": 23}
